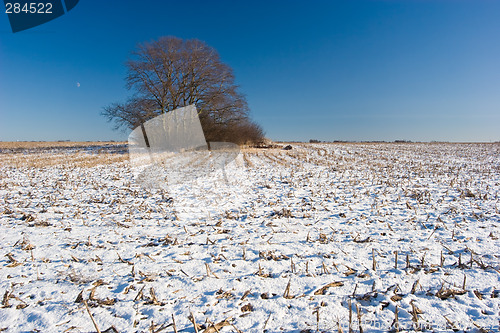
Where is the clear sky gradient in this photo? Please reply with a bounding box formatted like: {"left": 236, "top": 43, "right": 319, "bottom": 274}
{"left": 1, "top": 0, "right": 499, "bottom": 142}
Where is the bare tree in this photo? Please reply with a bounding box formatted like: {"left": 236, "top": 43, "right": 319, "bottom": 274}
{"left": 102, "top": 36, "right": 263, "bottom": 144}
{"left": 103, "top": 97, "right": 157, "bottom": 130}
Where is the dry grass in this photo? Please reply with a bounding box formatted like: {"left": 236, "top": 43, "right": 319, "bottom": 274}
{"left": 0, "top": 141, "right": 125, "bottom": 149}
{"left": 0, "top": 142, "right": 128, "bottom": 168}
{"left": 0, "top": 152, "right": 128, "bottom": 168}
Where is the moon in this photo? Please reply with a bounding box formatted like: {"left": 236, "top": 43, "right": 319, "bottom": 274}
{"left": 76, "top": 82, "right": 81, "bottom": 88}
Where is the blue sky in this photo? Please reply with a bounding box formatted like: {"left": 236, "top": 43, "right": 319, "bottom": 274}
{"left": 1, "top": 0, "right": 499, "bottom": 142}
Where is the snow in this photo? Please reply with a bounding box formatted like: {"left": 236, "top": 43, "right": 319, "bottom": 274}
{"left": 0, "top": 142, "right": 499, "bottom": 332}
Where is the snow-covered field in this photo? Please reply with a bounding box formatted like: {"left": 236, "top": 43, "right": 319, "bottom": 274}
{"left": 0, "top": 142, "right": 499, "bottom": 332}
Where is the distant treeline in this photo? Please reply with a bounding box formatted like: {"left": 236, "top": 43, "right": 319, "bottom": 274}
{"left": 273, "top": 139, "right": 500, "bottom": 144}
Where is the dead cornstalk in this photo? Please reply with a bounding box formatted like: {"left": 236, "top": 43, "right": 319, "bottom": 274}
{"left": 372, "top": 249, "right": 376, "bottom": 271}
{"left": 356, "top": 303, "right": 363, "bottom": 333}
{"left": 348, "top": 299, "right": 353, "bottom": 333}
{"left": 83, "top": 300, "right": 101, "bottom": 333}
{"left": 172, "top": 314, "right": 178, "bottom": 333}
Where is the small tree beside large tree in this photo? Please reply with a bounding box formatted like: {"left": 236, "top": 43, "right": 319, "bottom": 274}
{"left": 103, "top": 36, "right": 264, "bottom": 145}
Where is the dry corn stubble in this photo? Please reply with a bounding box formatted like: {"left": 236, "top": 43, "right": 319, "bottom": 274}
{"left": 0, "top": 142, "right": 499, "bottom": 332}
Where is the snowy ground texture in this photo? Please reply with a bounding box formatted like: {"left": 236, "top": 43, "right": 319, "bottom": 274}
{"left": 0, "top": 142, "right": 499, "bottom": 332}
